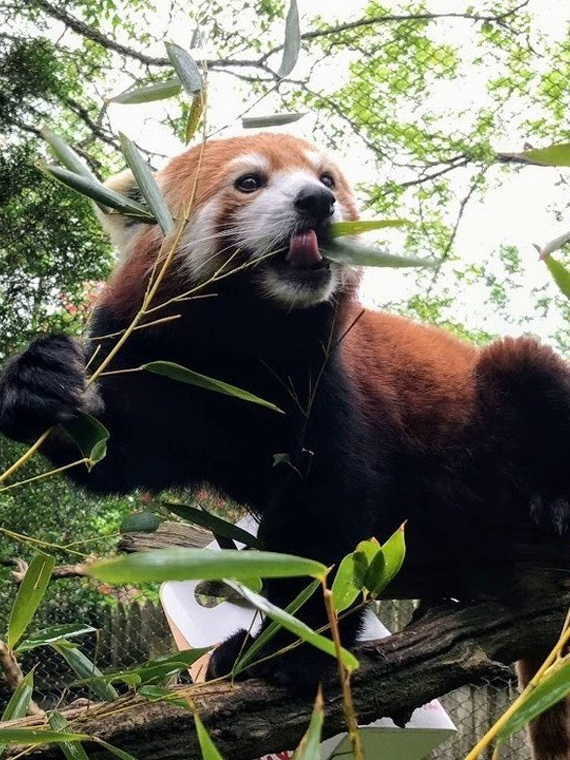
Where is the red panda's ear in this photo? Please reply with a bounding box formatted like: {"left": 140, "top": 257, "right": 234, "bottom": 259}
{"left": 95, "top": 169, "right": 149, "bottom": 260}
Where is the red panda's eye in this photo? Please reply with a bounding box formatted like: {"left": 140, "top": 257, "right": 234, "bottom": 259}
{"left": 320, "top": 172, "right": 335, "bottom": 189}
{"left": 235, "top": 173, "right": 264, "bottom": 193}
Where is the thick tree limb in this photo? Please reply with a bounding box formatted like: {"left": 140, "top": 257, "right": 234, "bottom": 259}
{"left": 4, "top": 591, "right": 569, "bottom": 760}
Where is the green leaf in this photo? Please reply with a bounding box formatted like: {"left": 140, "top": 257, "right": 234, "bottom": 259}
{"left": 51, "top": 641, "right": 118, "bottom": 702}
{"left": 234, "top": 579, "right": 320, "bottom": 673}
{"left": 42, "top": 165, "right": 154, "bottom": 220}
{"left": 119, "top": 133, "right": 174, "bottom": 235}
{"left": 109, "top": 79, "right": 182, "bottom": 104}
{"left": 137, "top": 685, "right": 190, "bottom": 709}
{"left": 103, "top": 648, "right": 211, "bottom": 686}
{"left": 364, "top": 550, "right": 386, "bottom": 597}
{"left": 331, "top": 553, "right": 363, "bottom": 613}
{"left": 498, "top": 658, "right": 570, "bottom": 742}
{"left": 0, "top": 672, "right": 35, "bottom": 756}
{"left": 0, "top": 729, "right": 89, "bottom": 745}
{"left": 372, "top": 523, "right": 406, "bottom": 596}
{"left": 185, "top": 92, "right": 204, "bottom": 144}
{"left": 143, "top": 361, "right": 283, "bottom": 414}
{"left": 48, "top": 712, "right": 89, "bottom": 760}
{"left": 544, "top": 255, "right": 570, "bottom": 300}
{"left": 354, "top": 537, "right": 381, "bottom": 565}
{"left": 226, "top": 581, "right": 358, "bottom": 672}
{"left": 242, "top": 112, "right": 305, "bottom": 129}
{"left": 8, "top": 552, "right": 55, "bottom": 649}
{"left": 323, "top": 238, "right": 436, "bottom": 269}
{"left": 165, "top": 43, "right": 203, "bottom": 95}
{"left": 88, "top": 549, "right": 328, "bottom": 584}
{"left": 521, "top": 142, "right": 570, "bottom": 167}
{"left": 163, "top": 502, "right": 262, "bottom": 548}
{"left": 293, "top": 688, "right": 324, "bottom": 759}
{"left": 278, "top": 0, "right": 300, "bottom": 78}
{"left": 329, "top": 219, "right": 410, "bottom": 237}
{"left": 40, "top": 128, "right": 98, "bottom": 183}
{"left": 193, "top": 713, "right": 223, "bottom": 760}
{"left": 120, "top": 511, "right": 162, "bottom": 534}
{"left": 62, "top": 411, "right": 109, "bottom": 469}
{"left": 16, "top": 624, "right": 97, "bottom": 653}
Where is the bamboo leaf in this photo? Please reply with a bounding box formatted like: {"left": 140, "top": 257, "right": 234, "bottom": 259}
{"left": 0, "top": 672, "right": 35, "bottom": 757}
{"left": 62, "top": 411, "right": 109, "bottom": 470}
{"left": 521, "top": 142, "right": 570, "bottom": 167}
{"left": 544, "top": 255, "right": 570, "bottom": 300}
{"left": 185, "top": 92, "right": 204, "bottom": 144}
{"left": 0, "top": 729, "right": 89, "bottom": 745}
{"left": 103, "top": 648, "right": 211, "bottom": 686}
{"left": 292, "top": 688, "right": 324, "bottom": 759}
{"left": 8, "top": 552, "right": 55, "bottom": 649}
{"left": 163, "top": 502, "right": 262, "bottom": 548}
{"left": 242, "top": 112, "right": 305, "bottom": 129}
{"left": 193, "top": 713, "right": 223, "bottom": 760}
{"left": 109, "top": 79, "right": 182, "bottom": 104}
{"left": 331, "top": 553, "right": 362, "bottom": 614}
{"left": 234, "top": 579, "right": 320, "bottom": 673}
{"left": 40, "top": 129, "right": 98, "bottom": 183}
{"left": 329, "top": 219, "right": 410, "bottom": 237}
{"left": 119, "top": 133, "right": 174, "bottom": 235}
{"left": 323, "top": 238, "right": 436, "bottom": 269}
{"left": 120, "top": 511, "right": 162, "bottom": 534}
{"left": 48, "top": 712, "right": 89, "bottom": 760}
{"left": 95, "top": 740, "right": 138, "bottom": 760}
{"left": 51, "top": 641, "right": 118, "bottom": 702}
{"left": 137, "top": 685, "right": 190, "bottom": 708}
{"left": 143, "top": 360, "right": 283, "bottom": 414}
{"left": 165, "top": 43, "right": 203, "bottom": 95}
{"left": 87, "top": 549, "right": 328, "bottom": 584}
{"left": 278, "top": 0, "right": 300, "bottom": 78}
{"left": 16, "top": 624, "right": 97, "bottom": 653}
{"left": 42, "top": 165, "right": 154, "bottom": 220}
{"left": 498, "top": 658, "right": 570, "bottom": 741}
{"left": 226, "top": 581, "right": 358, "bottom": 671}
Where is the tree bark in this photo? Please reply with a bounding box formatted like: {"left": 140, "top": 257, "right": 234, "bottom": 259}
{"left": 4, "top": 592, "right": 569, "bottom": 760}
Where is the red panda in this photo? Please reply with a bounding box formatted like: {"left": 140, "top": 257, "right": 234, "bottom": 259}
{"left": 0, "top": 133, "right": 569, "bottom": 757}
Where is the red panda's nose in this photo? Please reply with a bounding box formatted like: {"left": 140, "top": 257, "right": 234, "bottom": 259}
{"left": 294, "top": 186, "right": 335, "bottom": 222}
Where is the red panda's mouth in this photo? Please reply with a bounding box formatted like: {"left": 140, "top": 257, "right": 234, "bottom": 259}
{"left": 281, "top": 228, "right": 329, "bottom": 272}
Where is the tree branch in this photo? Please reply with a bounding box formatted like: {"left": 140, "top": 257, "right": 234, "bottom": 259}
{"left": 3, "top": 590, "right": 568, "bottom": 760}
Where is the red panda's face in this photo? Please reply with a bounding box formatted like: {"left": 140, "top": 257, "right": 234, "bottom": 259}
{"left": 101, "top": 134, "right": 360, "bottom": 309}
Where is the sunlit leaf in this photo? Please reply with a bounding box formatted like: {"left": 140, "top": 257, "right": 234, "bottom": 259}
{"left": 194, "top": 712, "right": 223, "bottom": 760}
{"left": 87, "top": 549, "right": 327, "bottom": 584}
{"left": 62, "top": 411, "right": 109, "bottom": 469}
{"left": 120, "top": 511, "right": 162, "bottom": 534}
{"left": 42, "top": 165, "right": 154, "bottom": 220}
{"left": 48, "top": 712, "right": 89, "bottom": 760}
{"left": 521, "top": 142, "right": 570, "bottom": 167}
{"left": 8, "top": 552, "right": 55, "bottom": 649}
{"left": 185, "top": 92, "right": 204, "bottom": 143}
{"left": 323, "top": 238, "right": 436, "bottom": 269}
{"left": 119, "top": 133, "right": 174, "bottom": 235}
{"left": 498, "top": 658, "right": 570, "bottom": 742}
{"left": 165, "top": 43, "right": 203, "bottom": 95}
{"left": 331, "top": 553, "right": 362, "bottom": 613}
{"left": 163, "top": 502, "right": 262, "bottom": 548}
{"left": 544, "top": 255, "right": 570, "bottom": 301}
{"left": 227, "top": 581, "right": 358, "bottom": 671}
{"left": 51, "top": 641, "right": 118, "bottom": 702}
{"left": 292, "top": 688, "right": 324, "bottom": 759}
{"left": 242, "top": 112, "right": 305, "bottom": 129}
{"left": 16, "top": 624, "right": 97, "bottom": 653}
{"left": 329, "top": 219, "right": 410, "bottom": 237}
{"left": 40, "top": 128, "right": 98, "bottom": 183}
{"left": 109, "top": 79, "right": 182, "bottom": 104}
{"left": 234, "top": 579, "right": 320, "bottom": 673}
{"left": 278, "top": 0, "right": 300, "bottom": 78}
{"left": 144, "top": 361, "right": 283, "bottom": 414}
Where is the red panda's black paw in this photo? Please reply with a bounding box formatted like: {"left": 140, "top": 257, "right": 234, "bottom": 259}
{"left": 530, "top": 494, "right": 570, "bottom": 536}
{"left": 0, "top": 335, "right": 99, "bottom": 443}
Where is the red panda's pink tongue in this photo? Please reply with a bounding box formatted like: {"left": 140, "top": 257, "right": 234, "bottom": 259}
{"left": 286, "top": 229, "right": 322, "bottom": 268}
